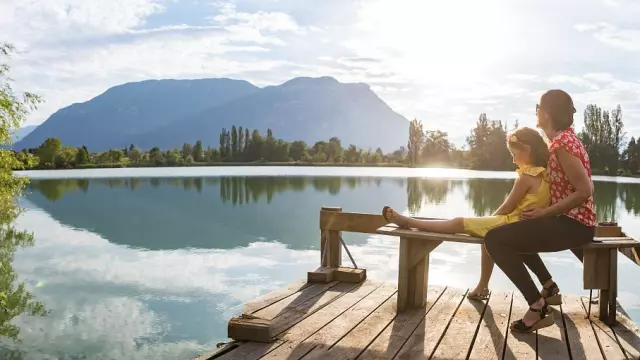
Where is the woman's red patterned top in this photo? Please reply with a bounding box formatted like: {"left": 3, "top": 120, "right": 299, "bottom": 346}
{"left": 547, "top": 128, "right": 596, "bottom": 227}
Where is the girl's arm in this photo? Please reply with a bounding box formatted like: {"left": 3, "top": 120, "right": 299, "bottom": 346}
{"left": 492, "top": 175, "right": 532, "bottom": 216}
{"left": 540, "top": 147, "right": 593, "bottom": 217}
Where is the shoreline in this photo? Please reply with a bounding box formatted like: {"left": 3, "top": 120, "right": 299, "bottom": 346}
{"left": 17, "top": 161, "right": 636, "bottom": 178}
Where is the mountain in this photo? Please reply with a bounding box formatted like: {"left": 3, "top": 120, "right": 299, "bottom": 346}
{"left": 15, "top": 76, "right": 409, "bottom": 153}
{"left": 14, "top": 78, "right": 259, "bottom": 151}
{"left": 127, "top": 76, "right": 408, "bottom": 152}
{"left": 11, "top": 125, "right": 38, "bottom": 142}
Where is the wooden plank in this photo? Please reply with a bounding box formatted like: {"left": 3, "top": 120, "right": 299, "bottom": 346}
{"left": 580, "top": 297, "right": 629, "bottom": 360}
{"left": 586, "top": 239, "right": 640, "bottom": 249}
{"left": 216, "top": 282, "right": 381, "bottom": 360}
{"left": 303, "top": 293, "right": 401, "bottom": 359}
{"left": 358, "top": 286, "right": 446, "bottom": 360}
{"left": 561, "top": 296, "right": 604, "bottom": 359}
{"left": 308, "top": 267, "right": 335, "bottom": 283}
{"left": 537, "top": 302, "right": 570, "bottom": 359}
{"left": 228, "top": 317, "right": 271, "bottom": 343}
{"left": 252, "top": 281, "right": 340, "bottom": 320}
{"left": 378, "top": 225, "right": 484, "bottom": 245}
{"left": 320, "top": 210, "right": 386, "bottom": 234}
{"left": 262, "top": 283, "right": 398, "bottom": 360}
{"left": 319, "top": 210, "right": 441, "bottom": 234}
{"left": 606, "top": 249, "right": 618, "bottom": 326}
{"left": 430, "top": 288, "right": 490, "bottom": 359}
{"left": 394, "top": 287, "right": 466, "bottom": 359}
{"left": 503, "top": 294, "right": 537, "bottom": 360}
{"left": 242, "top": 280, "right": 310, "bottom": 314}
{"left": 270, "top": 282, "right": 362, "bottom": 336}
{"left": 467, "top": 291, "right": 513, "bottom": 360}
{"left": 610, "top": 305, "right": 640, "bottom": 359}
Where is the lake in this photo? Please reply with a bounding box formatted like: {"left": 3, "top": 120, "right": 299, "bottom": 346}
{"left": 3, "top": 166, "right": 640, "bottom": 359}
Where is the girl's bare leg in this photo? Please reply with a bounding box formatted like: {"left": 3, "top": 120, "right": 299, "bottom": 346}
{"left": 468, "top": 244, "right": 494, "bottom": 299}
{"left": 382, "top": 206, "right": 464, "bottom": 233}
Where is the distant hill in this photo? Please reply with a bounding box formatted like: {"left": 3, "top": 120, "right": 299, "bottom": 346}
{"left": 15, "top": 76, "right": 409, "bottom": 153}
{"left": 15, "top": 78, "right": 259, "bottom": 151}
{"left": 11, "top": 125, "right": 38, "bottom": 142}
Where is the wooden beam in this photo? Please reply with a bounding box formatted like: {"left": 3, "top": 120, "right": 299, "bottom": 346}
{"left": 333, "top": 267, "right": 366, "bottom": 283}
{"left": 397, "top": 237, "right": 440, "bottom": 311}
{"left": 307, "top": 267, "right": 335, "bottom": 283}
{"left": 583, "top": 249, "right": 610, "bottom": 289}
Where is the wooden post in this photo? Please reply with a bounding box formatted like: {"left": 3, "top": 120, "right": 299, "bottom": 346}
{"left": 583, "top": 223, "right": 620, "bottom": 325}
{"left": 397, "top": 237, "right": 441, "bottom": 312}
{"left": 308, "top": 206, "right": 343, "bottom": 283}
{"left": 320, "top": 206, "right": 342, "bottom": 268}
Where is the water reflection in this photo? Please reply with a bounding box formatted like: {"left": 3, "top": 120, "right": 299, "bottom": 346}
{"left": 25, "top": 176, "right": 640, "bottom": 228}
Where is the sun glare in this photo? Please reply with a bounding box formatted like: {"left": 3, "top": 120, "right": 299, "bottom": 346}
{"left": 357, "top": 0, "right": 516, "bottom": 83}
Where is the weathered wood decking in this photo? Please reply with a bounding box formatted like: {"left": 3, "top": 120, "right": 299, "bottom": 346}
{"left": 199, "top": 280, "right": 640, "bottom": 360}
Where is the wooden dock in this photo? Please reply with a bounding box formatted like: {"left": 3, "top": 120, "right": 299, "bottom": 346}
{"left": 196, "top": 207, "right": 640, "bottom": 359}
{"left": 199, "top": 279, "right": 640, "bottom": 359}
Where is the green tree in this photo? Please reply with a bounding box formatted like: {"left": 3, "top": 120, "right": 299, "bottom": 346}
{"left": 231, "top": 125, "right": 238, "bottom": 159}
{"left": 421, "top": 130, "right": 451, "bottom": 165}
{"left": 288, "top": 140, "right": 308, "bottom": 161}
{"left": 407, "top": 119, "right": 423, "bottom": 165}
{"left": 37, "top": 137, "right": 61, "bottom": 166}
{"left": 193, "top": 140, "right": 203, "bottom": 162}
{"left": 466, "top": 113, "right": 491, "bottom": 170}
{"left": 128, "top": 147, "right": 142, "bottom": 163}
{"left": 1, "top": 42, "right": 48, "bottom": 344}
{"left": 75, "top": 145, "right": 90, "bottom": 165}
{"left": 181, "top": 142, "right": 193, "bottom": 160}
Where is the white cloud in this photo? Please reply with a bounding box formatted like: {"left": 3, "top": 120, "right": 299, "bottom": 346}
{"left": 575, "top": 22, "right": 640, "bottom": 51}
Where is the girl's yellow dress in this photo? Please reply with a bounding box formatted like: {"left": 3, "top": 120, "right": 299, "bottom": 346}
{"left": 462, "top": 166, "right": 550, "bottom": 238}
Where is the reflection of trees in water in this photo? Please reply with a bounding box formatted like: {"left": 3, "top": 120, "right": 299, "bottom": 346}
{"left": 25, "top": 177, "right": 640, "bottom": 217}
{"left": 1, "top": 227, "right": 49, "bottom": 358}
{"left": 406, "top": 178, "right": 456, "bottom": 213}
{"left": 28, "top": 177, "right": 387, "bottom": 206}
{"left": 594, "top": 182, "right": 618, "bottom": 222}
{"left": 466, "top": 179, "right": 513, "bottom": 216}
{"left": 617, "top": 182, "right": 640, "bottom": 217}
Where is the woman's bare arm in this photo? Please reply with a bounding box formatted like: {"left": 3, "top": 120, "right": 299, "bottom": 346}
{"left": 493, "top": 175, "right": 532, "bottom": 215}
{"left": 542, "top": 147, "right": 593, "bottom": 217}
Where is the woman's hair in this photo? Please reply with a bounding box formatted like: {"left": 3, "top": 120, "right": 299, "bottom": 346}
{"left": 507, "top": 127, "right": 549, "bottom": 168}
{"left": 539, "top": 89, "right": 576, "bottom": 130}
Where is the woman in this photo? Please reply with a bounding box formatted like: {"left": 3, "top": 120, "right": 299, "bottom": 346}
{"left": 484, "top": 89, "right": 596, "bottom": 333}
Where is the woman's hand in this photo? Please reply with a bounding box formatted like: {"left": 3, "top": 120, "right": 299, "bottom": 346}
{"left": 520, "top": 207, "right": 548, "bottom": 220}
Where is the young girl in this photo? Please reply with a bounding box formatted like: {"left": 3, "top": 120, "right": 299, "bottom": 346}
{"left": 382, "top": 127, "right": 551, "bottom": 301}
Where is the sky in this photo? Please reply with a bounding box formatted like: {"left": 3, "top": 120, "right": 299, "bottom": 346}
{"left": 2, "top": 0, "right": 640, "bottom": 146}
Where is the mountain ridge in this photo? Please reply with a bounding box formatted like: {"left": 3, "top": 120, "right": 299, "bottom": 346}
{"left": 15, "top": 76, "right": 409, "bottom": 152}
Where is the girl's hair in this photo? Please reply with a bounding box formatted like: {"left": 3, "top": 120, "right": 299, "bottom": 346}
{"left": 507, "top": 127, "right": 549, "bottom": 168}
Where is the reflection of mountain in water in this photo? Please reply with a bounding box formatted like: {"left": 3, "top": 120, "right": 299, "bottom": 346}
{"left": 23, "top": 176, "right": 634, "bottom": 251}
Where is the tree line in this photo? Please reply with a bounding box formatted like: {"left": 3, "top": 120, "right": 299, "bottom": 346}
{"left": 15, "top": 126, "right": 394, "bottom": 169}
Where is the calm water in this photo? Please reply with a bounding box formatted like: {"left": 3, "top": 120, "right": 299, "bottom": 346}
{"left": 4, "top": 167, "right": 640, "bottom": 359}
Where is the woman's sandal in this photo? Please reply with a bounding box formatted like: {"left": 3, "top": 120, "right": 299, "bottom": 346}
{"left": 510, "top": 299, "right": 554, "bottom": 333}
{"left": 381, "top": 206, "right": 410, "bottom": 228}
{"left": 541, "top": 282, "right": 562, "bottom": 306}
{"left": 467, "top": 288, "right": 490, "bottom": 301}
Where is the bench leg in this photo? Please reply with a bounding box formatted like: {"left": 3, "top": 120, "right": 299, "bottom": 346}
{"left": 599, "top": 249, "right": 618, "bottom": 325}
{"left": 397, "top": 237, "right": 441, "bottom": 312}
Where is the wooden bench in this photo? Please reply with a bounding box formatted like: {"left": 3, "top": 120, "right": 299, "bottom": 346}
{"left": 376, "top": 223, "right": 640, "bottom": 325}
{"left": 307, "top": 206, "right": 640, "bottom": 326}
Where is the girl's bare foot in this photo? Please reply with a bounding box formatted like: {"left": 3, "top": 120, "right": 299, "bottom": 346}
{"left": 382, "top": 206, "right": 411, "bottom": 228}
